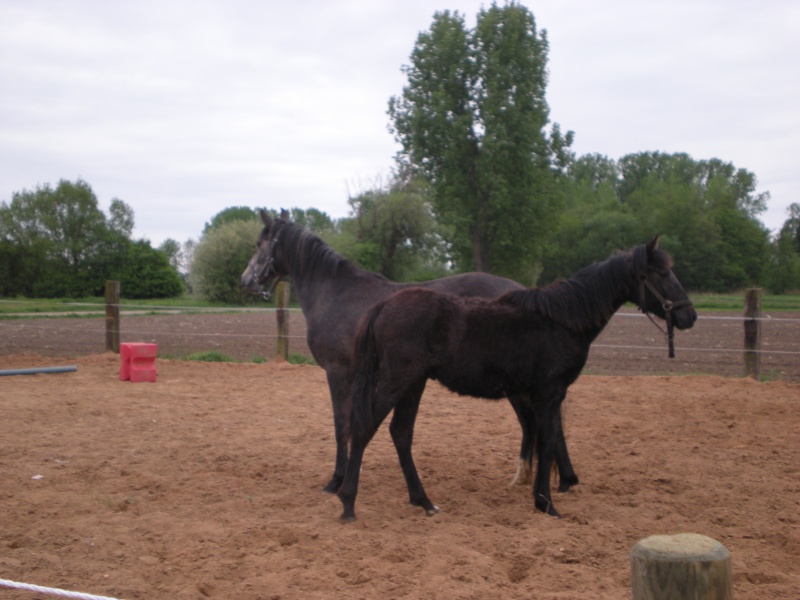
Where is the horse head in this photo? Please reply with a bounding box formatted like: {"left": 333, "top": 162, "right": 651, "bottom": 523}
{"left": 240, "top": 209, "right": 290, "bottom": 299}
{"left": 630, "top": 236, "right": 697, "bottom": 331}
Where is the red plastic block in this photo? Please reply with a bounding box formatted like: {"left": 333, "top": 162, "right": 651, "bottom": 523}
{"left": 119, "top": 343, "right": 157, "bottom": 382}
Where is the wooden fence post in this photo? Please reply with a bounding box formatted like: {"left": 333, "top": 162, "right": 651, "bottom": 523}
{"left": 744, "top": 287, "right": 762, "bottom": 380}
{"left": 631, "top": 534, "right": 732, "bottom": 600}
{"left": 275, "top": 282, "right": 290, "bottom": 361}
{"left": 105, "top": 280, "right": 120, "bottom": 354}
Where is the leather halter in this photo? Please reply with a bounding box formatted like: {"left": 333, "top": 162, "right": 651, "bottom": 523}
{"left": 251, "top": 230, "right": 281, "bottom": 301}
{"left": 638, "top": 274, "right": 693, "bottom": 358}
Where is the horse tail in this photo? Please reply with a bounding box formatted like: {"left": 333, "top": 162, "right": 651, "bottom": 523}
{"left": 350, "top": 301, "right": 385, "bottom": 441}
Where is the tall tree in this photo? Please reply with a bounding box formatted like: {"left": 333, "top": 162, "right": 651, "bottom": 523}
{"left": 388, "top": 2, "right": 571, "bottom": 281}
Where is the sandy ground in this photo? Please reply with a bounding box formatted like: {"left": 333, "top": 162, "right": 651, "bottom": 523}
{"left": 0, "top": 353, "right": 798, "bottom": 599}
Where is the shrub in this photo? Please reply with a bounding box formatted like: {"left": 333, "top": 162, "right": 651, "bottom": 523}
{"left": 188, "top": 219, "right": 263, "bottom": 304}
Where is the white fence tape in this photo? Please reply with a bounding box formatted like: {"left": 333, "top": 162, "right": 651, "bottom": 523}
{"left": 0, "top": 578, "right": 123, "bottom": 600}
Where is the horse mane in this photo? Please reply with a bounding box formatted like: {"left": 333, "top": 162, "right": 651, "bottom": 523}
{"left": 501, "top": 247, "right": 643, "bottom": 332}
{"left": 273, "top": 219, "right": 389, "bottom": 283}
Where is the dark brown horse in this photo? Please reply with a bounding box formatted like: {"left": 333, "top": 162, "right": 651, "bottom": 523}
{"left": 241, "top": 211, "right": 578, "bottom": 494}
{"left": 338, "top": 237, "right": 696, "bottom": 521}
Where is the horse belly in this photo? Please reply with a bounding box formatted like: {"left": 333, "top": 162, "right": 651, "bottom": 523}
{"left": 433, "top": 365, "right": 506, "bottom": 400}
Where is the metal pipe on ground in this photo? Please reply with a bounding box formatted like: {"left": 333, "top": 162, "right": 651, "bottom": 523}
{"left": 0, "top": 366, "right": 77, "bottom": 376}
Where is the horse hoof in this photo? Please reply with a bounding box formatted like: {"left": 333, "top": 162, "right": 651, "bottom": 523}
{"left": 558, "top": 475, "right": 579, "bottom": 493}
{"left": 322, "top": 478, "right": 342, "bottom": 495}
{"left": 339, "top": 513, "right": 356, "bottom": 523}
{"left": 535, "top": 494, "right": 561, "bottom": 518}
{"left": 426, "top": 505, "right": 441, "bottom": 517}
{"left": 508, "top": 461, "right": 533, "bottom": 487}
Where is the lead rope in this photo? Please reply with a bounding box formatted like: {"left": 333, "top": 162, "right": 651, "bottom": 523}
{"left": 639, "top": 277, "right": 692, "bottom": 359}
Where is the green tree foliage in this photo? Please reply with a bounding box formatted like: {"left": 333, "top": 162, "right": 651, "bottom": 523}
{"left": 781, "top": 202, "right": 800, "bottom": 253}
{"left": 203, "top": 206, "right": 259, "bottom": 233}
{"left": 765, "top": 230, "right": 800, "bottom": 294}
{"left": 108, "top": 198, "right": 135, "bottom": 237}
{"left": 764, "top": 203, "right": 800, "bottom": 294}
{"left": 189, "top": 219, "right": 264, "bottom": 304}
{"left": 541, "top": 152, "right": 771, "bottom": 292}
{"left": 541, "top": 154, "right": 639, "bottom": 281}
{"left": 388, "top": 3, "right": 572, "bottom": 282}
{"left": 343, "top": 177, "right": 448, "bottom": 281}
{"left": 0, "top": 179, "right": 183, "bottom": 298}
{"left": 288, "top": 207, "right": 335, "bottom": 233}
{"left": 0, "top": 239, "right": 25, "bottom": 296}
{"left": 116, "top": 240, "right": 184, "bottom": 298}
{"left": 1, "top": 180, "right": 108, "bottom": 295}
{"left": 158, "top": 238, "right": 184, "bottom": 272}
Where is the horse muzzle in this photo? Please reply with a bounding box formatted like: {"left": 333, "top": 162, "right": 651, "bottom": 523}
{"left": 671, "top": 303, "right": 698, "bottom": 331}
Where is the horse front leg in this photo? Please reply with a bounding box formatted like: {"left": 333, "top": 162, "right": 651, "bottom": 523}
{"left": 322, "top": 369, "right": 350, "bottom": 494}
{"left": 509, "top": 395, "right": 579, "bottom": 493}
{"left": 507, "top": 394, "right": 534, "bottom": 487}
{"left": 389, "top": 380, "right": 439, "bottom": 516}
{"left": 532, "top": 389, "right": 567, "bottom": 518}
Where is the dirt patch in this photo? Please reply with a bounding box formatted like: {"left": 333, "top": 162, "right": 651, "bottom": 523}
{"left": 0, "top": 354, "right": 798, "bottom": 599}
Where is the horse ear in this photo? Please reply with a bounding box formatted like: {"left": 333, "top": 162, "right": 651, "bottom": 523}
{"left": 259, "top": 209, "right": 273, "bottom": 228}
{"left": 646, "top": 235, "right": 660, "bottom": 261}
{"left": 279, "top": 208, "right": 291, "bottom": 222}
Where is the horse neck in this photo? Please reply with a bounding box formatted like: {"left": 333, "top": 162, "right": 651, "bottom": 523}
{"left": 278, "top": 227, "right": 365, "bottom": 310}
{"left": 566, "top": 253, "right": 634, "bottom": 335}
{"left": 517, "top": 253, "right": 634, "bottom": 337}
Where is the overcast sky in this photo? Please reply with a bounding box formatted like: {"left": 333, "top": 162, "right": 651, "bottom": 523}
{"left": 1, "top": 0, "right": 798, "bottom": 248}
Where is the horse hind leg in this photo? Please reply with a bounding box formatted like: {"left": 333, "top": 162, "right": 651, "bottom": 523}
{"left": 554, "top": 409, "right": 579, "bottom": 493}
{"left": 338, "top": 437, "right": 366, "bottom": 522}
{"left": 337, "top": 396, "right": 397, "bottom": 522}
{"left": 389, "top": 380, "right": 440, "bottom": 516}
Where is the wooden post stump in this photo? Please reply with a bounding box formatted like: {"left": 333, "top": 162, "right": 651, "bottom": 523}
{"left": 743, "top": 288, "right": 762, "bottom": 380}
{"left": 631, "top": 533, "right": 733, "bottom": 600}
{"left": 275, "top": 281, "right": 290, "bottom": 361}
{"left": 105, "top": 280, "right": 121, "bottom": 354}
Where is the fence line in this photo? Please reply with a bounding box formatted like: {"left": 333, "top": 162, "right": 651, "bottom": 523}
{"left": 2, "top": 292, "right": 800, "bottom": 379}
{"left": 3, "top": 316, "right": 800, "bottom": 356}
{"left": 0, "top": 298, "right": 302, "bottom": 313}
{"left": 2, "top": 298, "right": 799, "bottom": 322}
{"left": 593, "top": 344, "right": 800, "bottom": 356}
{"left": 613, "top": 312, "right": 800, "bottom": 323}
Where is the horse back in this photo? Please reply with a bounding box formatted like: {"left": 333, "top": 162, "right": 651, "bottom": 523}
{"left": 417, "top": 272, "right": 523, "bottom": 298}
